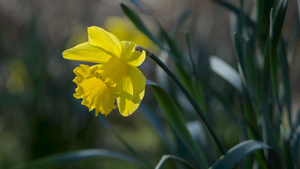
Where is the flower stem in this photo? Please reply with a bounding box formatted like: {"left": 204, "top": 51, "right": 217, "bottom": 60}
{"left": 136, "top": 46, "right": 227, "bottom": 155}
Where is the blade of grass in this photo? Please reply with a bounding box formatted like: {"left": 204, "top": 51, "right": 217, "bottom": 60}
{"left": 155, "top": 155, "right": 196, "bottom": 169}
{"left": 14, "top": 149, "right": 146, "bottom": 169}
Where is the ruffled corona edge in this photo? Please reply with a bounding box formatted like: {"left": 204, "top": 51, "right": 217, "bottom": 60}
{"left": 72, "top": 64, "right": 119, "bottom": 116}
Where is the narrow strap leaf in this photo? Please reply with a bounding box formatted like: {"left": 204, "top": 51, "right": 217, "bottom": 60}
{"left": 209, "top": 55, "right": 243, "bottom": 94}
{"left": 144, "top": 51, "right": 227, "bottom": 155}
{"left": 155, "top": 155, "right": 196, "bottom": 169}
{"left": 291, "top": 130, "right": 300, "bottom": 168}
{"left": 14, "top": 149, "right": 146, "bottom": 169}
{"left": 210, "top": 140, "right": 282, "bottom": 169}
{"left": 120, "top": 3, "right": 164, "bottom": 49}
{"left": 149, "top": 83, "right": 208, "bottom": 168}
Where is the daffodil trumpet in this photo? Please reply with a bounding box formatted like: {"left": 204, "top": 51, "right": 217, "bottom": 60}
{"left": 63, "top": 26, "right": 146, "bottom": 117}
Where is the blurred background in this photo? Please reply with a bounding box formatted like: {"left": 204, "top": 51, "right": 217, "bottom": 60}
{"left": 0, "top": 0, "right": 299, "bottom": 168}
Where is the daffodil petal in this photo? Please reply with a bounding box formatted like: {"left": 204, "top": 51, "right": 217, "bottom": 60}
{"left": 121, "top": 41, "right": 146, "bottom": 67}
{"left": 88, "top": 26, "right": 122, "bottom": 57}
{"left": 63, "top": 42, "right": 111, "bottom": 63}
{"left": 116, "top": 66, "right": 146, "bottom": 116}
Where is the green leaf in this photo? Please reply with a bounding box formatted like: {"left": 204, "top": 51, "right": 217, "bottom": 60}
{"left": 185, "top": 31, "right": 196, "bottom": 76}
{"left": 241, "top": 37, "right": 259, "bottom": 103}
{"left": 272, "top": 0, "right": 288, "bottom": 47}
{"left": 96, "top": 115, "right": 155, "bottom": 169}
{"left": 149, "top": 52, "right": 226, "bottom": 155}
{"left": 209, "top": 55, "right": 243, "bottom": 94}
{"left": 121, "top": 3, "right": 179, "bottom": 63}
{"left": 129, "top": 0, "right": 192, "bottom": 37}
{"left": 211, "top": 0, "right": 255, "bottom": 29}
{"left": 159, "top": 27, "right": 185, "bottom": 63}
{"left": 155, "top": 155, "right": 196, "bottom": 169}
{"left": 256, "top": 0, "right": 274, "bottom": 46}
{"left": 269, "top": 8, "right": 281, "bottom": 114}
{"left": 291, "top": 130, "right": 300, "bottom": 168}
{"left": 128, "top": 0, "right": 152, "bottom": 15}
{"left": 185, "top": 31, "right": 207, "bottom": 114}
{"left": 120, "top": 3, "right": 164, "bottom": 48}
{"left": 287, "top": 19, "right": 300, "bottom": 63}
{"left": 14, "top": 149, "right": 145, "bottom": 169}
{"left": 278, "top": 39, "right": 292, "bottom": 129}
{"left": 210, "top": 140, "right": 282, "bottom": 169}
{"left": 293, "top": 106, "right": 300, "bottom": 129}
{"left": 148, "top": 83, "right": 208, "bottom": 168}
{"left": 267, "top": 0, "right": 288, "bottom": 128}
{"left": 122, "top": 2, "right": 192, "bottom": 95}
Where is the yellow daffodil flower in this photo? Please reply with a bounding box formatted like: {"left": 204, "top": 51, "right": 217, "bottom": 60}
{"left": 63, "top": 26, "right": 146, "bottom": 117}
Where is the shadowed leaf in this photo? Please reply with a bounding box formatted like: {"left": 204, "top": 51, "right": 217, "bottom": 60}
{"left": 210, "top": 140, "right": 281, "bottom": 169}
{"left": 155, "top": 155, "right": 196, "bottom": 169}
{"left": 14, "top": 149, "right": 145, "bottom": 169}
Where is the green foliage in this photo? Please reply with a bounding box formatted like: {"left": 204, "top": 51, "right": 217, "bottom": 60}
{"left": 6, "top": 0, "right": 300, "bottom": 168}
